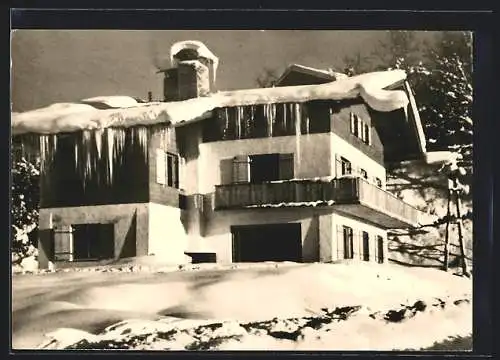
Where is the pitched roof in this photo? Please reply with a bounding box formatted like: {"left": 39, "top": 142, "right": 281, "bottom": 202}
{"left": 275, "top": 64, "right": 349, "bottom": 85}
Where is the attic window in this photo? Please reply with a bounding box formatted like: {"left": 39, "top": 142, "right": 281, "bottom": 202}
{"left": 350, "top": 112, "right": 371, "bottom": 145}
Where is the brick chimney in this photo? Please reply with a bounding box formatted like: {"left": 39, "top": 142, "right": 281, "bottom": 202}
{"left": 161, "top": 41, "right": 218, "bottom": 102}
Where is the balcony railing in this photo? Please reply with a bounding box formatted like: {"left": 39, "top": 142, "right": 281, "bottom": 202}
{"left": 214, "top": 177, "right": 421, "bottom": 228}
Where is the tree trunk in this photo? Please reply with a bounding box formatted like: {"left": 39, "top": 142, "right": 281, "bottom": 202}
{"left": 443, "top": 189, "right": 451, "bottom": 271}
{"left": 455, "top": 191, "right": 470, "bottom": 277}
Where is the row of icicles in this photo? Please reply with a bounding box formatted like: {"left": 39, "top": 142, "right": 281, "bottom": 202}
{"left": 16, "top": 126, "right": 171, "bottom": 187}
{"left": 216, "top": 103, "right": 305, "bottom": 168}
{"left": 15, "top": 103, "right": 311, "bottom": 187}
{"left": 217, "top": 103, "right": 311, "bottom": 139}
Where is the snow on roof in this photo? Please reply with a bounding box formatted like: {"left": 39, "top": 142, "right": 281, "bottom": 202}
{"left": 169, "top": 40, "right": 219, "bottom": 82}
{"left": 81, "top": 96, "right": 141, "bottom": 109}
{"left": 276, "top": 64, "right": 349, "bottom": 84}
{"left": 11, "top": 70, "right": 409, "bottom": 136}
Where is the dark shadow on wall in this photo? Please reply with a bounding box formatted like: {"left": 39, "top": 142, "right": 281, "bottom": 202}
{"left": 119, "top": 210, "right": 137, "bottom": 259}
{"left": 302, "top": 215, "right": 319, "bottom": 262}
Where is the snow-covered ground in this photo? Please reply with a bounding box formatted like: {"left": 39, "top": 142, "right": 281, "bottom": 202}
{"left": 11, "top": 261, "right": 472, "bottom": 351}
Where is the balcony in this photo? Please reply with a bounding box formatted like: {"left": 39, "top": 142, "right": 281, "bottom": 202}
{"left": 214, "top": 177, "right": 421, "bottom": 229}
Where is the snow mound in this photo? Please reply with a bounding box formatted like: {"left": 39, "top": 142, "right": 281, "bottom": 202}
{"left": 11, "top": 70, "right": 409, "bottom": 135}
{"left": 12, "top": 262, "right": 471, "bottom": 350}
{"left": 81, "top": 96, "right": 140, "bottom": 109}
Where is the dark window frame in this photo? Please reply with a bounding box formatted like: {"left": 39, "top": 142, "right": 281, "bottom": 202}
{"left": 362, "top": 231, "right": 370, "bottom": 261}
{"left": 248, "top": 153, "right": 294, "bottom": 183}
{"left": 341, "top": 157, "right": 352, "bottom": 176}
{"left": 343, "top": 225, "right": 354, "bottom": 259}
{"left": 376, "top": 235, "right": 384, "bottom": 264}
{"left": 166, "top": 152, "right": 180, "bottom": 189}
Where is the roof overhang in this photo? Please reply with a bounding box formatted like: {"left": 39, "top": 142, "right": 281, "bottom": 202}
{"left": 11, "top": 70, "right": 426, "bottom": 162}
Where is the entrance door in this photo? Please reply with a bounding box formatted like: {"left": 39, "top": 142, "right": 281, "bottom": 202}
{"left": 232, "top": 223, "right": 302, "bottom": 262}
{"left": 72, "top": 224, "right": 114, "bottom": 261}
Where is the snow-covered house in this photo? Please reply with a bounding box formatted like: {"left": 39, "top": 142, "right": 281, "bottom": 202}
{"left": 12, "top": 41, "right": 430, "bottom": 268}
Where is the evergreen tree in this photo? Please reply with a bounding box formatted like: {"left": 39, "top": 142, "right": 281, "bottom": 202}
{"left": 11, "top": 155, "right": 40, "bottom": 263}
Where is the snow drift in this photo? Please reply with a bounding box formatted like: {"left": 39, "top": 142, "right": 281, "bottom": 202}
{"left": 12, "top": 262, "right": 472, "bottom": 350}
{"left": 11, "top": 70, "right": 409, "bottom": 135}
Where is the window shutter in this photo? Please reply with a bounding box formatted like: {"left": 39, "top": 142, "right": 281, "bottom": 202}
{"left": 54, "top": 225, "right": 73, "bottom": 261}
{"left": 233, "top": 155, "right": 250, "bottom": 183}
{"left": 172, "top": 154, "right": 179, "bottom": 188}
{"left": 220, "top": 158, "right": 234, "bottom": 185}
{"left": 156, "top": 149, "right": 167, "bottom": 185}
{"left": 278, "top": 153, "right": 294, "bottom": 180}
{"left": 336, "top": 224, "right": 343, "bottom": 260}
{"left": 358, "top": 118, "right": 363, "bottom": 140}
{"left": 364, "top": 123, "right": 371, "bottom": 145}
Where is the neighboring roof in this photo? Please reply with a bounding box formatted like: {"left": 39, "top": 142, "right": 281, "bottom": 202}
{"left": 275, "top": 64, "right": 349, "bottom": 86}
{"left": 11, "top": 70, "right": 410, "bottom": 136}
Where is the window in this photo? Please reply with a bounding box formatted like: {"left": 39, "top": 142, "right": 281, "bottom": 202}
{"left": 362, "top": 231, "right": 370, "bottom": 261}
{"left": 359, "top": 168, "right": 368, "bottom": 180}
{"left": 343, "top": 226, "right": 354, "bottom": 259}
{"left": 341, "top": 157, "right": 352, "bottom": 176}
{"left": 350, "top": 112, "right": 371, "bottom": 145}
{"left": 306, "top": 101, "right": 331, "bottom": 134}
{"left": 156, "top": 150, "right": 179, "bottom": 188}
{"left": 376, "top": 235, "right": 384, "bottom": 263}
{"left": 375, "top": 177, "right": 383, "bottom": 188}
{"left": 350, "top": 112, "right": 359, "bottom": 137}
{"left": 220, "top": 153, "right": 294, "bottom": 185}
{"left": 363, "top": 123, "right": 371, "bottom": 145}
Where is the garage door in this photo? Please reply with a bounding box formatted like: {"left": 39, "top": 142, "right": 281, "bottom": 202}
{"left": 231, "top": 223, "right": 302, "bottom": 262}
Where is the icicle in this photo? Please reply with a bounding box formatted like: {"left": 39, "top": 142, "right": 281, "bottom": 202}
{"left": 283, "top": 103, "right": 288, "bottom": 132}
{"left": 136, "top": 127, "right": 148, "bottom": 156}
{"left": 271, "top": 104, "right": 276, "bottom": 136}
{"left": 74, "top": 136, "right": 79, "bottom": 175}
{"left": 39, "top": 135, "right": 47, "bottom": 174}
{"left": 82, "top": 130, "right": 93, "bottom": 184}
{"left": 51, "top": 134, "right": 57, "bottom": 161}
{"left": 114, "top": 128, "right": 126, "bottom": 165}
{"left": 236, "top": 107, "right": 242, "bottom": 139}
{"left": 106, "top": 128, "right": 115, "bottom": 184}
{"left": 295, "top": 103, "right": 302, "bottom": 173}
{"left": 94, "top": 129, "right": 104, "bottom": 161}
{"left": 224, "top": 108, "right": 229, "bottom": 139}
{"left": 302, "top": 103, "right": 310, "bottom": 134}
{"left": 265, "top": 104, "right": 271, "bottom": 137}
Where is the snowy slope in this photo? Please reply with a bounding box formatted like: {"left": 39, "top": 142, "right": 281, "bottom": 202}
{"left": 12, "top": 262, "right": 471, "bottom": 351}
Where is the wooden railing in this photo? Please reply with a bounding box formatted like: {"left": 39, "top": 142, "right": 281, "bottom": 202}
{"left": 214, "top": 177, "right": 420, "bottom": 225}
{"left": 356, "top": 177, "right": 420, "bottom": 225}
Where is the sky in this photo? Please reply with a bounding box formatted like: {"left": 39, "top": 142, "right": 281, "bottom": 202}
{"left": 11, "top": 30, "right": 435, "bottom": 112}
